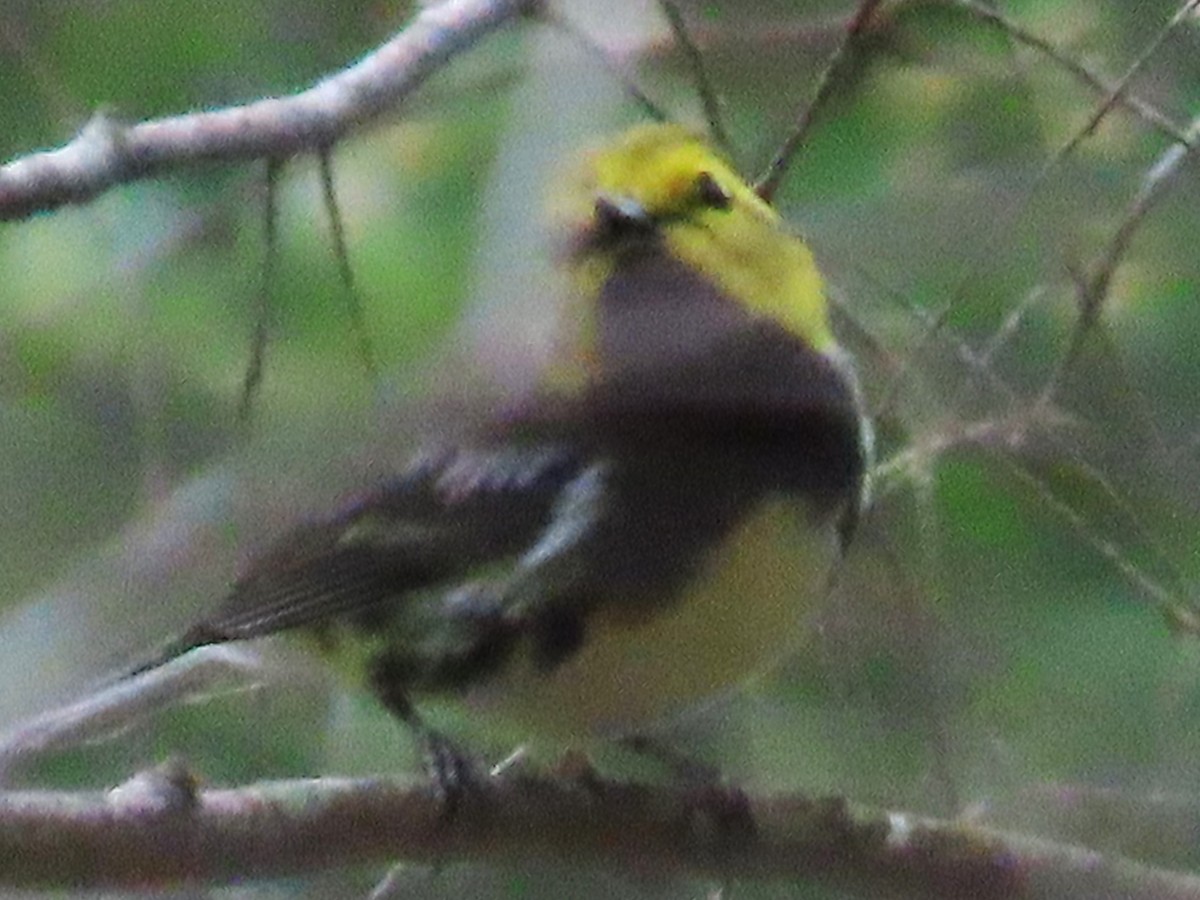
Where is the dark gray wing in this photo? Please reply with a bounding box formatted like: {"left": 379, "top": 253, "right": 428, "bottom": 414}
{"left": 129, "top": 445, "right": 584, "bottom": 675}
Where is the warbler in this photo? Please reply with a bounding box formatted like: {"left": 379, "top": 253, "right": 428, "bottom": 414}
{"left": 132, "top": 123, "right": 869, "bottom": 760}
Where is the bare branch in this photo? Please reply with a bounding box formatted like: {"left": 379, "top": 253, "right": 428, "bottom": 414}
{"left": 1053, "top": 0, "right": 1200, "bottom": 159}
{"left": 0, "top": 646, "right": 267, "bottom": 785}
{"left": 239, "top": 158, "right": 282, "bottom": 422}
{"left": 3, "top": 767, "right": 1200, "bottom": 898}
{"left": 0, "top": 0, "right": 537, "bottom": 221}
{"left": 655, "top": 0, "right": 732, "bottom": 156}
{"left": 947, "top": 0, "right": 1192, "bottom": 146}
{"left": 1040, "top": 112, "right": 1200, "bottom": 406}
{"left": 320, "top": 149, "right": 379, "bottom": 381}
{"left": 756, "top": 0, "right": 886, "bottom": 202}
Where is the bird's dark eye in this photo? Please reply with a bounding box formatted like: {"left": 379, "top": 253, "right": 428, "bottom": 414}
{"left": 695, "top": 171, "right": 731, "bottom": 210}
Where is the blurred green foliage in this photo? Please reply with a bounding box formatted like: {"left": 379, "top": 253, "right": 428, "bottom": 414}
{"left": 3, "top": 0, "right": 1200, "bottom": 897}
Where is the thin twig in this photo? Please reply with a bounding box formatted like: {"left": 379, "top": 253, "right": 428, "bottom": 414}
{"left": 994, "top": 450, "right": 1183, "bottom": 611}
{"left": 870, "top": 0, "right": 1193, "bottom": 427}
{"left": 854, "top": 2, "right": 1198, "bottom": 622}
{"left": 655, "top": 0, "right": 732, "bottom": 155}
{"left": 869, "top": 389, "right": 1191, "bottom": 620}
{"left": 540, "top": 7, "right": 669, "bottom": 122}
{"left": 1039, "top": 112, "right": 1200, "bottom": 406}
{"left": 239, "top": 158, "right": 282, "bottom": 423}
{"left": 755, "top": 0, "right": 886, "bottom": 202}
{"left": 319, "top": 149, "right": 379, "bottom": 380}
{"left": 1056, "top": 0, "right": 1200, "bottom": 160}
{"left": 948, "top": 0, "right": 1192, "bottom": 145}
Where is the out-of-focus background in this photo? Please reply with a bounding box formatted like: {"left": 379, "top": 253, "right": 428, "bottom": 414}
{"left": 3, "top": 0, "right": 1200, "bottom": 896}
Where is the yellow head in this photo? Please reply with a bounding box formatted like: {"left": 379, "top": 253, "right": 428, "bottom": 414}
{"left": 551, "top": 123, "right": 837, "bottom": 389}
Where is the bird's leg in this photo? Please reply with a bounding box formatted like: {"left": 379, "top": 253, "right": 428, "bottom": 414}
{"left": 368, "top": 668, "right": 482, "bottom": 818}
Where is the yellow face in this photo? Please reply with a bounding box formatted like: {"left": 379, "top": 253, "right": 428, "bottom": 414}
{"left": 585, "top": 124, "right": 775, "bottom": 227}
{"left": 549, "top": 124, "right": 837, "bottom": 393}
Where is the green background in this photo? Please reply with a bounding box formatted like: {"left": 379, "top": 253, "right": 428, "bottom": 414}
{"left": 2, "top": 0, "right": 1200, "bottom": 896}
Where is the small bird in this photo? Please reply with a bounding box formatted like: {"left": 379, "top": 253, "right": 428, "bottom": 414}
{"left": 132, "top": 123, "right": 869, "bottom": 772}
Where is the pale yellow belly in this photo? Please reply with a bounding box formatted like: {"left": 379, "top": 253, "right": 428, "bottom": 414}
{"left": 465, "top": 497, "right": 838, "bottom": 739}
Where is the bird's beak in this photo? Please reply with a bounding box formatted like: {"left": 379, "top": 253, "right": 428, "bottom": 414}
{"left": 593, "top": 195, "right": 655, "bottom": 238}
